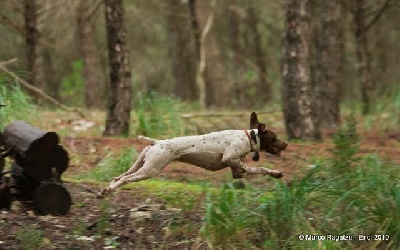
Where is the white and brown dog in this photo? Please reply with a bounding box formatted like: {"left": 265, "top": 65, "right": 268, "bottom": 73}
{"left": 97, "top": 112, "right": 287, "bottom": 198}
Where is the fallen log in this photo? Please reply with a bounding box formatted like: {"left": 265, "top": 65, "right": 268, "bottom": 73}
{"left": 2, "top": 121, "right": 69, "bottom": 182}
{"left": 34, "top": 181, "right": 72, "bottom": 215}
{"left": 1, "top": 121, "right": 71, "bottom": 215}
{"left": 0, "top": 174, "right": 11, "bottom": 210}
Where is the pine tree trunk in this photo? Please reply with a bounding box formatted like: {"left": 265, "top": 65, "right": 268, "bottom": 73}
{"left": 42, "top": 46, "right": 59, "bottom": 100}
{"left": 77, "top": 0, "right": 102, "bottom": 108}
{"left": 166, "top": 0, "right": 197, "bottom": 101}
{"left": 103, "top": 0, "right": 132, "bottom": 136}
{"left": 24, "top": 0, "right": 43, "bottom": 99}
{"left": 316, "top": 0, "right": 343, "bottom": 129}
{"left": 195, "top": 0, "right": 228, "bottom": 108}
{"left": 227, "top": 0, "right": 244, "bottom": 107}
{"left": 282, "top": 0, "right": 320, "bottom": 141}
{"left": 354, "top": 0, "right": 374, "bottom": 115}
{"left": 247, "top": 3, "right": 271, "bottom": 102}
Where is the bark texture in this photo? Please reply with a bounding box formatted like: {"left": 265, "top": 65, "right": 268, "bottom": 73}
{"left": 316, "top": 0, "right": 343, "bottom": 129}
{"left": 166, "top": 0, "right": 197, "bottom": 101}
{"left": 77, "top": 0, "right": 102, "bottom": 108}
{"left": 24, "top": 0, "right": 43, "bottom": 98}
{"left": 195, "top": 0, "right": 229, "bottom": 108}
{"left": 247, "top": 2, "right": 271, "bottom": 102}
{"left": 103, "top": 0, "right": 132, "bottom": 136}
{"left": 282, "top": 0, "right": 320, "bottom": 141}
{"left": 354, "top": 0, "right": 374, "bottom": 115}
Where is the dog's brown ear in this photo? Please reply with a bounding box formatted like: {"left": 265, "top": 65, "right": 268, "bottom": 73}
{"left": 258, "top": 123, "right": 266, "bottom": 132}
{"left": 250, "top": 112, "right": 259, "bottom": 129}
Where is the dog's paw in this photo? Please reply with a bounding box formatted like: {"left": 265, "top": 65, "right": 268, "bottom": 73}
{"left": 96, "top": 188, "right": 111, "bottom": 199}
{"left": 270, "top": 171, "right": 284, "bottom": 179}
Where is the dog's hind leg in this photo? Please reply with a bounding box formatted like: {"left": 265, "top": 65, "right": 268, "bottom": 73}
{"left": 97, "top": 145, "right": 174, "bottom": 198}
{"left": 97, "top": 159, "right": 169, "bottom": 198}
{"left": 111, "top": 146, "right": 151, "bottom": 183}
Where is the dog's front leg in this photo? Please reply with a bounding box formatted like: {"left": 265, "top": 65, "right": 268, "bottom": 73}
{"left": 222, "top": 157, "right": 250, "bottom": 176}
{"left": 246, "top": 166, "right": 284, "bottom": 178}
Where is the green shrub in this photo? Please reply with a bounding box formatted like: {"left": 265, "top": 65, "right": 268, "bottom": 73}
{"left": 75, "top": 148, "right": 136, "bottom": 182}
{"left": 96, "top": 199, "right": 112, "bottom": 236}
{"left": 364, "top": 83, "right": 400, "bottom": 130}
{"left": 199, "top": 186, "right": 255, "bottom": 248}
{"left": 0, "top": 74, "right": 35, "bottom": 129}
{"left": 196, "top": 116, "right": 399, "bottom": 248}
{"left": 331, "top": 114, "right": 360, "bottom": 175}
{"left": 15, "top": 226, "right": 44, "bottom": 250}
{"left": 60, "top": 60, "right": 84, "bottom": 106}
{"left": 135, "top": 92, "right": 187, "bottom": 137}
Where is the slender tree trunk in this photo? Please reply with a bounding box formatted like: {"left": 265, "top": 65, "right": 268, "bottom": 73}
{"left": 166, "top": 0, "right": 197, "bottom": 101}
{"left": 188, "top": 0, "right": 200, "bottom": 59}
{"left": 77, "top": 0, "right": 102, "bottom": 108}
{"left": 282, "top": 0, "right": 320, "bottom": 141}
{"left": 42, "top": 46, "right": 59, "bottom": 100}
{"left": 316, "top": 0, "right": 343, "bottom": 129}
{"left": 227, "top": 0, "right": 243, "bottom": 107}
{"left": 195, "top": 0, "right": 228, "bottom": 108}
{"left": 354, "top": 0, "right": 374, "bottom": 115}
{"left": 24, "top": 0, "right": 43, "bottom": 99}
{"left": 103, "top": 0, "right": 132, "bottom": 136}
{"left": 247, "top": 2, "right": 271, "bottom": 102}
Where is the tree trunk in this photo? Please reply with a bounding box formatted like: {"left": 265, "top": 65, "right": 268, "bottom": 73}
{"left": 316, "top": 0, "right": 343, "bottom": 129}
{"left": 247, "top": 2, "right": 271, "bottom": 102}
{"left": 195, "top": 0, "right": 229, "bottom": 108}
{"left": 354, "top": 0, "right": 374, "bottom": 115}
{"left": 166, "top": 0, "right": 197, "bottom": 101}
{"left": 282, "top": 0, "right": 321, "bottom": 141}
{"left": 42, "top": 45, "right": 59, "bottom": 100}
{"left": 188, "top": 0, "right": 200, "bottom": 59}
{"left": 24, "top": 0, "right": 43, "bottom": 99}
{"left": 103, "top": 0, "right": 132, "bottom": 136}
{"left": 227, "top": 0, "right": 243, "bottom": 107}
{"left": 77, "top": 0, "right": 103, "bottom": 108}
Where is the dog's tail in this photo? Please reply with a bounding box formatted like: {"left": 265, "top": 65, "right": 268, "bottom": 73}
{"left": 138, "top": 135, "right": 158, "bottom": 145}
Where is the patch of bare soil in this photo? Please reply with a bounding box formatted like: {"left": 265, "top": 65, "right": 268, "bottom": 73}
{"left": 1, "top": 130, "right": 399, "bottom": 248}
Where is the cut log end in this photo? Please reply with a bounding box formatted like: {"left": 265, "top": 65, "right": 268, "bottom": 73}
{"left": 34, "top": 182, "right": 72, "bottom": 216}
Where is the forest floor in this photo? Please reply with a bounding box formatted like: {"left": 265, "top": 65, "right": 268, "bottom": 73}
{"left": 0, "top": 111, "right": 399, "bottom": 249}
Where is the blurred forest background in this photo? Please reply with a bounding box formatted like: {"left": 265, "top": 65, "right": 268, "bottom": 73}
{"left": 0, "top": 0, "right": 399, "bottom": 138}
{"left": 1, "top": 1, "right": 400, "bottom": 249}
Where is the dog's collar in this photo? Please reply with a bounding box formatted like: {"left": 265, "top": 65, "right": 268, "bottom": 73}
{"left": 244, "top": 129, "right": 260, "bottom": 153}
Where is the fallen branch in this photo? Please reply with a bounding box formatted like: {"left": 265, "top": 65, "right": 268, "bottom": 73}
{"left": 0, "top": 58, "right": 84, "bottom": 117}
{"left": 0, "top": 58, "right": 18, "bottom": 66}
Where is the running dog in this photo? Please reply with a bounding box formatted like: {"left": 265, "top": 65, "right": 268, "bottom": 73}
{"left": 97, "top": 112, "right": 287, "bottom": 198}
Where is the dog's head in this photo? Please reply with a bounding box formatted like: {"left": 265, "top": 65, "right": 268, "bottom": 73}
{"left": 250, "top": 112, "right": 287, "bottom": 157}
{"left": 258, "top": 123, "right": 287, "bottom": 156}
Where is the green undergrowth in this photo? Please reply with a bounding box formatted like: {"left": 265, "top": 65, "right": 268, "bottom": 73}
{"left": 197, "top": 114, "right": 400, "bottom": 249}
{"left": 0, "top": 74, "right": 36, "bottom": 129}
{"left": 362, "top": 83, "right": 400, "bottom": 130}
{"left": 134, "top": 92, "right": 192, "bottom": 138}
{"left": 70, "top": 114, "right": 399, "bottom": 248}
{"left": 73, "top": 148, "right": 136, "bottom": 182}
